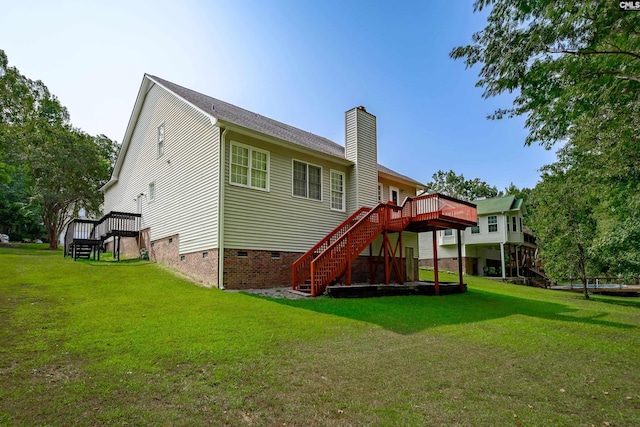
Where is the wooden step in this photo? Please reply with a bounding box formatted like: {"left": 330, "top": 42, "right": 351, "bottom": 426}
{"left": 72, "top": 243, "right": 95, "bottom": 260}
{"left": 296, "top": 283, "right": 312, "bottom": 292}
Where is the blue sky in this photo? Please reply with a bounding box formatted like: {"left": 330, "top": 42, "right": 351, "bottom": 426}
{"left": 0, "top": 0, "right": 556, "bottom": 190}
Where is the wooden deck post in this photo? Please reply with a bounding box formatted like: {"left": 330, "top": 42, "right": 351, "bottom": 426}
{"left": 346, "top": 232, "right": 352, "bottom": 286}
{"left": 384, "top": 231, "right": 391, "bottom": 285}
{"left": 457, "top": 229, "right": 464, "bottom": 292}
{"left": 432, "top": 228, "right": 440, "bottom": 296}
{"left": 398, "top": 231, "right": 403, "bottom": 285}
{"left": 369, "top": 243, "right": 374, "bottom": 284}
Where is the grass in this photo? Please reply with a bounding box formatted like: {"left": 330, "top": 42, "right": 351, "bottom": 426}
{"left": 1, "top": 246, "right": 639, "bottom": 426}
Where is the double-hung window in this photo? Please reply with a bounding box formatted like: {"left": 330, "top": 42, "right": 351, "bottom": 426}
{"left": 330, "top": 170, "right": 345, "bottom": 211}
{"left": 149, "top": 181, "right": 156, "bottom": 202}
{"left": 488, "top": 215, "right": 498, "bottom": 232}
{"left": 157, "top": 123, "right": 165, "bottom": 157}
{"left": 444, "top": 229, "right": 453, "bottom": 236}
{"left": 230, "top": 142, "right": 269, "bottom": 190}
{"left": 471, "top": 225, "right": 480, "bottom": 234}
{"left": 293, "top": 160, "right": 321, "bottom": 200}
{"left": 512, "top": 216, "right": 517, "bottom": 232}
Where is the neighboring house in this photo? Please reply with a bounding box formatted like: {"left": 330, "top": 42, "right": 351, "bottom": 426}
{"left": 419, "top": 195, "right": 538, "bottom": 280}
{"left": 101, "top": 74, "right": 438, "bottom": 290}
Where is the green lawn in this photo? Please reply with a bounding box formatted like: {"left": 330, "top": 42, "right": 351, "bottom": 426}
{"left": 1, "top": 245, "right": 639, "bottom": 426}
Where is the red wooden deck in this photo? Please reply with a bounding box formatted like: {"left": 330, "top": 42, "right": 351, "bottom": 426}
{"left": 292, "top": 193, "right": 477, "bottom": 296}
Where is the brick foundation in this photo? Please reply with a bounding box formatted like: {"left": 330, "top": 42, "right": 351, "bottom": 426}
{"left": 222, "top": 248, "right": 300, "bottom": 289}
{"left": 147, "top": 233, "right": 219, "bottom": 287}
{"left": 222, "top": 248, "right": 419, "bottom": 290}
{"left": 109, "top": 230, "right": 419, "bottom": 290}
{"left": 419, "top": 257, "right": 475, "bottom": 275}
{"left": 104, "top": 236, "right": 140, "bottom": 259}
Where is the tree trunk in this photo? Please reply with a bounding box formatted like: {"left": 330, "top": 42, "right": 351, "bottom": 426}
{"left": 47, "top": 225, "right": 58, "bottom": 250}
{"left": 581, "top": 277, "right": 590, "bottom": 300}
{"left": 577, "top": 243, "right": 589, "bottom": 300}
{"left": 43, "top": 209, "right": 59, "bottom": 250}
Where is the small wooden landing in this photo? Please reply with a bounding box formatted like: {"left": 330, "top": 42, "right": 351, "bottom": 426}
{"left": 327, "top": 281, "right": 467, "bottom": 298}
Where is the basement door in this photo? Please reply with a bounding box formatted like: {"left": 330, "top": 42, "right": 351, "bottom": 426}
{"left": 405, "top": 247, "right": 414, "bottom": 281}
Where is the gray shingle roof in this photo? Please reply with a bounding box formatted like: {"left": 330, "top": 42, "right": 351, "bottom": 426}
{"left": 147, "top": 74, "right": 423, "bottom": 187}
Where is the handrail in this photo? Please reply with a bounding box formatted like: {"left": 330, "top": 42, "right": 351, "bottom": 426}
{"left": 94, "top": 211, "right": 142, "bottom": 240}
{"left": 310, "top": 202, "right": 389, "bottom": 296}
{"left": 292, "top": 207, "right": 371, "bottom": 289}
{"left": 63, "top": 218, "right": 99, "bottom": 257}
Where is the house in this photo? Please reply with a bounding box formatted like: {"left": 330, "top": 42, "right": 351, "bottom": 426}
{"left": 418, "top": 195, "right": 537, "bottom": 280}
{"left": 98, "top": 74, "right": 478, "bottom": 292}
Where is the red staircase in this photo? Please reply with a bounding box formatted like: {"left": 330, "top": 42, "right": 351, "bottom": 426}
{"left": 292, "top": 193, "right": 477, "bottom": 296}
{"left": 291, "top": 207, "right": 370, "bottom": 292}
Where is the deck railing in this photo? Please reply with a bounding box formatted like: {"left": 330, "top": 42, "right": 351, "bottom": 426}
{"left": 63, "top": 211, "right": 141, "bottom": 257}
{"left": 63, "top": 218, "right": 99, "bottom": 256}
{"left": 411, "top": 193, "right": 477, "bottom": 224}
{"left": 297, "top": 193, "right": 477, "bottom": 296}
{"left": 94, "top": 211, "right": 141, "bottom": 239}
{"left": 309, "top": 203, "right": 389, "bottom": 296}
{"left": 292, "top": 207, "right": 370, "bottom": 289}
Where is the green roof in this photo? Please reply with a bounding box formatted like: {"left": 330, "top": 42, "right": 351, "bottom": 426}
{"left": 474, "top": 195, "right": 523, "bottom": 215}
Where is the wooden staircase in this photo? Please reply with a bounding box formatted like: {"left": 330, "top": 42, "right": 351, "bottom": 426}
{"left": 69, "top": 240, "right": 100, "bottom": 260}
{"left": 64, "top": 211, "right": 141, "bottom": 261}
{"left": 525, "top": 267, "right": 550, "bottom": 288}
{"left": 292, "top": 193, "right": 477, "bottom": 296}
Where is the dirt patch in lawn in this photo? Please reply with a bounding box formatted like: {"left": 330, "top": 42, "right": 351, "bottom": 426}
{"left": 231, "top": 287, "right": 310, "bottom": 299}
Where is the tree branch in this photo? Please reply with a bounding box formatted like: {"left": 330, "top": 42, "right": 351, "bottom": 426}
{"left": 581, "top": 69, "right": 640, "bottom": 83}
{"left": 548, "top": 49, "right": 640, "bottom": 61}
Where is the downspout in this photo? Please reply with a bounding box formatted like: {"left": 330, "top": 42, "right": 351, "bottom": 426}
{"left": 217, "top": 127, "right": 228, "bottom": 290}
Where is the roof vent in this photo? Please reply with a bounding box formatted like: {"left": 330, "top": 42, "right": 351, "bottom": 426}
{"left": 357, "top": 106, "right": 366, "bottom": 112}
{"left": 212, "top": 103, "right": 215, "bottom": 111}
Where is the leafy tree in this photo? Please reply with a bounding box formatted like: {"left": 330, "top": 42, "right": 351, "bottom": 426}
{"left": 0, "top": 170, "right": 43, "bottom": 239}
{"left": 453, "top": 2, "right": 640, "bottom": 295}
{"left": 451, "top": 1, "right": 640, "bottom": 148}
{"left": 504, "top": 183, "right": 534, "bottom": 221}
{"left": 530, "top": 154, "right": 599, "bottom": 299}
{"left": 25, "top": 123, "right": 115, "bottom": 248}
{"left": 427, "top": 169, "right": 500, "bottom": 201}
{"left": 0, "top": 49, "right": 117, "bottom": 248}
{"left": 567, "top": 105, "right": 640, "bottom": 279}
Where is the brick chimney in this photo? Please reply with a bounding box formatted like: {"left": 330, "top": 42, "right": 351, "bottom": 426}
{"left": 345, "top": 106, "right": 378, "bottom": 212}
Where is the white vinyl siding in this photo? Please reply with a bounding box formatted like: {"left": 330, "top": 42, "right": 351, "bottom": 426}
{"left": 103, "top": 83, "right": 220, "bottom": 254}
{"left": 230, "top": 141, "right": 269, "bottom": 191}
{"left": 224, "top": 134, "right": 349, "bottom": 252}
{"left": 292, "top": 160, "right": 321, "bottom": 201}
{"left": 345, "top": 107, "right": 378, "bottom": 212}
{"left": 330, "top": 170, "right": 345, "bottom": 211}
